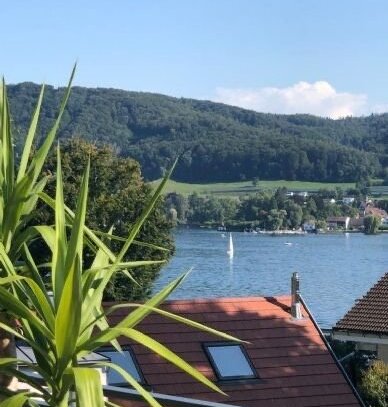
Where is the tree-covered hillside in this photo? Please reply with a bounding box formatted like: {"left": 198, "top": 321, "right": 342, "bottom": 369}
{"left": 7, "top": 82, "right": 387, "bottom": 183}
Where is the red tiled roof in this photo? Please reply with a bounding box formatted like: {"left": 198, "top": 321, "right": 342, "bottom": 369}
{"left": 364, "top": 206, "right": 388, "bottom": 218}
{"left": 334, "top": 272, "right": 388, "bottom": 335}
{"left": 106, "top": 296, "right": 362, "bottom": 407}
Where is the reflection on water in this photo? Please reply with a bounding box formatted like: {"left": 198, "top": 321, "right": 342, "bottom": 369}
{"left": 229, "top": 257, "right": 234, "bottom": 273}
{"left": 153, "top": 229, "right": 388, "bottom": 328}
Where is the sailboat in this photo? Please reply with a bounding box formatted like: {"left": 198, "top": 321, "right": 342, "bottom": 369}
{"left": 227, "top": 233, "right": 234, "bottom": 259}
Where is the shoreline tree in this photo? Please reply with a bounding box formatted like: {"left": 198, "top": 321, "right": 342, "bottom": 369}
{"left": 364, "top": 215, "right": 379, "bottom": 235}
{"left": 33, "top": 137, "right": 174, "bottom": 301}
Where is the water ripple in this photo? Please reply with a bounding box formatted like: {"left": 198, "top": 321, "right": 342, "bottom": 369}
{"left": 153, "top": 230, "right": 388, "bottom": 328}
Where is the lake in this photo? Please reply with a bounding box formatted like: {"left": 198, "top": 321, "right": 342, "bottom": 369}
{"left": 152, "top": 229, "right": 388, "bottom": 328}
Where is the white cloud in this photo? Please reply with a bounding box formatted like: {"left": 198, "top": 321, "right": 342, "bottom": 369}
{"left": 212, "top": 81, "right": 369, "bottom": 119}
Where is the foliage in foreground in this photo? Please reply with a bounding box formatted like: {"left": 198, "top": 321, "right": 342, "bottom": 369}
{"left": 34, "top": 137, "right": 174, "bottom": 301}
{"left": 359, "top": 361, "right": 388, "bottom": 407}
{"left": 0, "top": 150, "right": 240, "bottom": 406}
{"left": 0, "top": 68, "right": 75, "bottom": 392}
{"left": 0, "top": 73, "right": 240, "bottom": 406}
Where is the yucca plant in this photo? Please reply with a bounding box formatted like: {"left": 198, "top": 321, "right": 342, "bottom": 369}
{"left": 0, "top": 68, "right": 75, "bottom": 388}
{"left": 0, "top": 68, "right": 75, "bottom": 260}
{"left": 0, "top": 147, "right": 240, "bottom": 406}
{"left": 0, "top": 72, "right": 240, "bottom": 406}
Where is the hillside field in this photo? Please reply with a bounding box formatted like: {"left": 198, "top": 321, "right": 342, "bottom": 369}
{"left": 151, "top": 179, "right": 356, "bottom": 197}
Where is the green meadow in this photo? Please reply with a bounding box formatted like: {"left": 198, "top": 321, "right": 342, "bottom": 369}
{"left": 150, "top": 179, "right": 356, "bottom": 197}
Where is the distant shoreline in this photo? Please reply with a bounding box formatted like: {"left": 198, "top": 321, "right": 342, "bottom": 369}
{"left": 176, "top": 224, "right": 388, "bottom": 235}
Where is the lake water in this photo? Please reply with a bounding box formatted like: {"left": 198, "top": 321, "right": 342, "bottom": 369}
{"left": 152, "top": 229, "right": 388, "bottom": 328}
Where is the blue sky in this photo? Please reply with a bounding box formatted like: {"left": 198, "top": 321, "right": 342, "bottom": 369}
{"left": 2, "top": 0, "right": 388, "bottom": 117}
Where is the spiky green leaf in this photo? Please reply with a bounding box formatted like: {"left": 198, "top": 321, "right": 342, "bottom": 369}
{"left": 72, "top": 367, "right": 104, "bottom": 407}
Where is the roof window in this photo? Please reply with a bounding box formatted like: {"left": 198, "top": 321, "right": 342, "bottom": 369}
{"left": 98, "top": 348, "right": 144, "bottom": 385}
{"left": 204, "top": 343, "right": 257, "bottom": 381}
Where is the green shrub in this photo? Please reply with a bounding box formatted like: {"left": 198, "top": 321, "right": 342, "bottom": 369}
{"left": 360, "top": 361, "right": 388, "bottom": 407}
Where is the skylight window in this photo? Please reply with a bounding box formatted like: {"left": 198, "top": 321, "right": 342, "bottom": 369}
{"left": 98, "top": 348, "right": 144, "bottom": 385}
{"left": 204, "top": 343, "right": 256, "bottom": 380}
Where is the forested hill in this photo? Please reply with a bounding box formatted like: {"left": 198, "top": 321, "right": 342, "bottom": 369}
{"left": 7, "top": 82, "right": 388, "bottom": 183}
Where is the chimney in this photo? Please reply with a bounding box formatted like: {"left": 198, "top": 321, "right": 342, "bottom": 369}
{"left": 291, "top": 272, "right": 302, "bottom": 319}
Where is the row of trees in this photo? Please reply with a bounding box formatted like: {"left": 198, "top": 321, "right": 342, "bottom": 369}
{"left": 166, "top": 188, "right": 367, "bottom": 230}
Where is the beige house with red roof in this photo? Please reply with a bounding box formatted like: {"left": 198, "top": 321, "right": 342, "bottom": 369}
{"left": 332, "top": 272, "right": 388, "bottom": 363}
{"left": 363, "top": 206, "right": 388, "bottom": 219}
{"left": 103, "top": 274, "right": 364, "bottom": 407}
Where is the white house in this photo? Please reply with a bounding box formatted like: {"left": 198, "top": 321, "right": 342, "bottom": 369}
{"left": 342, "top": 197, "right": 355, "bottom": 205}
{"left": 302, "top": 221, "right": 316, "bottom": 232}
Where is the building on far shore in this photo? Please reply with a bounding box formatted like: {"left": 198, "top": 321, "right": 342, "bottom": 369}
{"left": 349, "top": 217, "right": 364, "bottom": 230}
{"left": 302, "top": 221, "right": 316, "bottom": 232}
{"left": 342, "top": 197, "right": 355, "bottom": 205}
{"left": 364, "top": 206, "right": 388, "bottom": 220}
{"left": 327, "top": 216, "right": 350, "bottom": 230}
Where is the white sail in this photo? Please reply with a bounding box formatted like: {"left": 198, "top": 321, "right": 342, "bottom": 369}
{"left": 227, "top": 233, "right": 234, "bottom": 258}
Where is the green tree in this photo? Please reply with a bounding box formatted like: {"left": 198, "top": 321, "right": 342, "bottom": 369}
{"left": 383, "top": 167, "right": 388, "bottom": 186}
{"left": 35, "top": 137, "right": 174, "bottom": 301}
{"left": 315, "top": 219, "right": 327, "bottom": 230}
{"left": 364, "top": 215, "right": 380, "bottom": 235}
{"left": 335, "top": 186, "right": 344, "bottom": 200}
{"left": 165, "top": 192, "right": 189, "bottom": 222}
{"left": 304, "top": 197, "right": 318, "bottom": 219}
{"left": 218, "top": 197, "right": 239, "bottom": 222}
{"left": 360, "top": 361, "right": 388, "bottom": 407}
{"left": 356, "top": 176, "right": 371, "bottom": 195}
{"left": 284, "top": 200, "right": 303, "bottom": 229}
{"left": 265, "top": 209, "right": 286, "bottom": 230}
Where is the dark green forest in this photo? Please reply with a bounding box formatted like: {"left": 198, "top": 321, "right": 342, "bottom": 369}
{"left": 7, "top": 82, "right": 388, "bottom": 183}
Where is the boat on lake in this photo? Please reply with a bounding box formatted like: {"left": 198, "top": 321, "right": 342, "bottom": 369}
{"left": 227, "top": 233, "right": 234, "bottom": 259}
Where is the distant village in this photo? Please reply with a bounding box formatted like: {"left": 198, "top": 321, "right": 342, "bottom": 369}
{"left": 301, "top": 195, "right": 388, "bottom": 232}
{"left": 166, "top": 188, "right": 388, "bottom": 233}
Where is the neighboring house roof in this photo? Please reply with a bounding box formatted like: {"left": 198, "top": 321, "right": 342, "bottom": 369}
{"left": 106, "top": 296, "right": 363, "bottom": 407}
{"left": 333, "top": 272, "right": 388, "bottom": 336}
